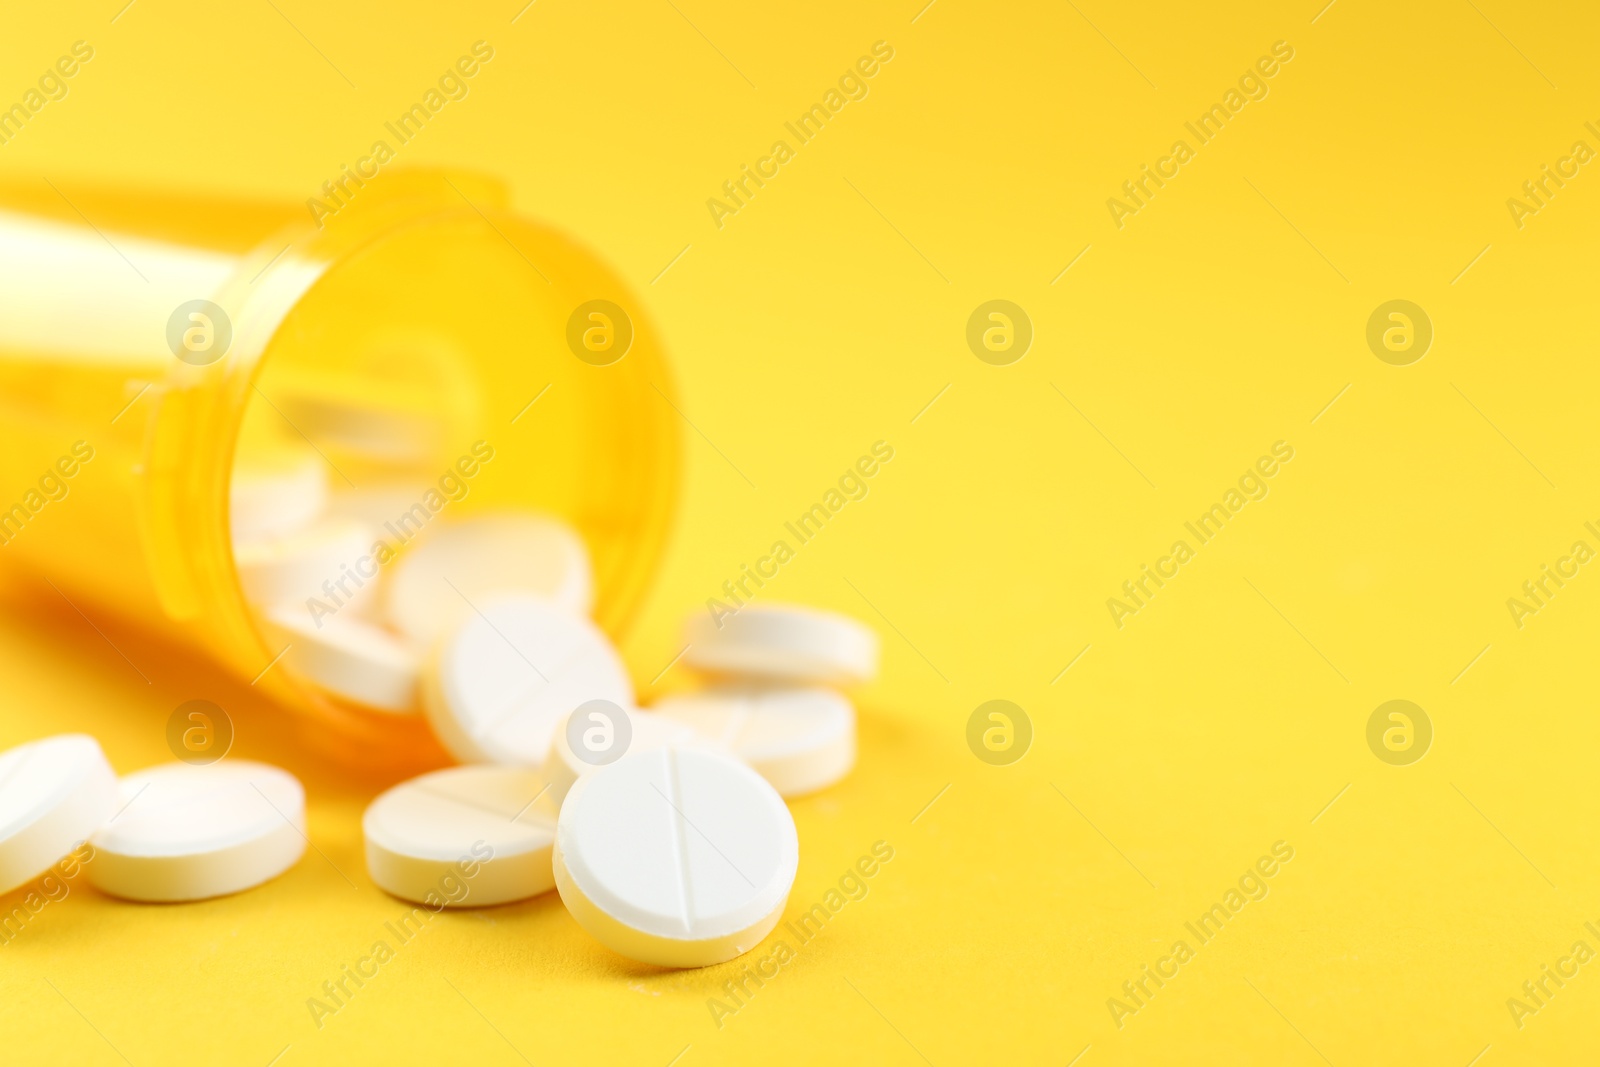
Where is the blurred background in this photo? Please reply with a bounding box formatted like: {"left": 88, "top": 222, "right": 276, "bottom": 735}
{"left": 2, "top": 0, "right": 1600, "bottom": 1063}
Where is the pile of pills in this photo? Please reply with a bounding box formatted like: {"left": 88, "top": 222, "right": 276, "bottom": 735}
{"left": 0, "top": 439, "right": 878, "bottom": 970}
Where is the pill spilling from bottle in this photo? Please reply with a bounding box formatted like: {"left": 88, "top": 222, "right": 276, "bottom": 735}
{"left": 0, "top": 432, "right": 879, "bottom": 969}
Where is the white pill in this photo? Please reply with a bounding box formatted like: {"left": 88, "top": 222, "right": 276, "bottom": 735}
{"left": 0, "top": 735, "right": 118, "bottom": 895}
{"left": 683, "top": 602, "right": 878, "bottom": 684}
{"left": 87, "top": 761, "right": 305, "bottom": 902}
{"left": 263, "top": 608, "right": 419, "bottom": 714}
{"left": 553, "top": 745, "right": 798, "bottom": 968}
{"left": 423, "top": 594, "right": 633, "bottom": 767}
{"left": 234, "top": 516, "right": 378, "bottom": 613}
{"left": 230, "top": 445, "right": 328, "bottom": 544}
{"left": 385, "top": 514, "right": 592, "bottom": 647}
{"left": 652, "top": 687, "right": 855, "bottom": 797}
{"left": 278, "top": 390, "right": 443, "bottom": 466}
{"left": 324, "top": 481, "right": 433, "bottom": 531}
{"left": 364, "top": 765, "right": 556, "bottom": 907}
{"left": 538, "top": 706, "right": 695, "bottom": 814}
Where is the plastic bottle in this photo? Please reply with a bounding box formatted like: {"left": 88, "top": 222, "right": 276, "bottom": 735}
{"left": 0, "top": 169, "right": 679, "bottom": 767}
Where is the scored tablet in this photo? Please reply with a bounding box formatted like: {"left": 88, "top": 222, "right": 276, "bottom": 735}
{"left": 364, "top": 765, "right": 557, "bottom": 907}
{"left": 554, "top": 745, "right": 799, "bottom": 968}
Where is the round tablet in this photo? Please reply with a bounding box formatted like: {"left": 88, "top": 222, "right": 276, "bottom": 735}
{"left": 264, "top": 608, "right": 419, "bottom": 714}
{"left": 538, "top": 706, "right": 695, "bottom": 815}
{"left": 230, "top": 444, "right": 328, "bottom": 544}
{"left": 234, "top": 516, "right": 377, "bottom": 612}
{"left": 553, "top": 746, "right": 798, "bottom": 968}
{"left": 423, "top": 595, "right": 633, "bottom": 767}
{"left": 0, "top": 735, "right": 118, "bottom": 895}
{"left": 86, "top": 760, "right": 305, "bottom": 902}
{"left": 278, "top": 391, "right": 443, "bottom": 466}
{"left": 385, "top": 514, "right": 593, "bottom": 647}
{"left": 683, "top": 602, "right": 878, "bottom": 684}
{"left": 652, "top": 687, "right": 855, "bottom": 797}
{"left": 364, "top": 765, "right": 556, "bottom": 907}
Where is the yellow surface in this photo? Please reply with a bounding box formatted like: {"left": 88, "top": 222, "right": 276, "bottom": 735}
{"left": 2, "top": 0, "right": 1598, "bottom": 1063}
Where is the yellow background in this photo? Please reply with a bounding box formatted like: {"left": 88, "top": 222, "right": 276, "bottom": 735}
{"left": 2, "top": 0, "right": 1599, "bottom": 1063}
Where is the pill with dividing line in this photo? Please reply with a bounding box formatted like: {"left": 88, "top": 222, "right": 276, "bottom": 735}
{"left": 364, "top": 765, "right": 556, "bottom": 907}
{"left": 553, "top": 745, "right": 798, "bottom": 968}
